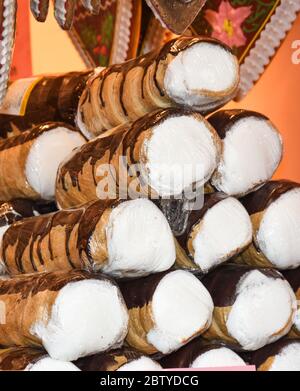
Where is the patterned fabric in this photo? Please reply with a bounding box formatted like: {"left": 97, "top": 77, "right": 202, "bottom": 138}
{"left": 68, "top": 0, "right": 141, "bottom": 67}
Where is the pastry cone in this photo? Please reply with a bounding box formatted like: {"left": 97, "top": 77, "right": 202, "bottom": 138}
{"left": 145, "top": 0, "right": 206, "bottom": 34}
{"left": 201, "top": 265, "right": 297, "bottom": 351}
{"left": 160, "top": 339, "right": 246, "bottom": 369}
{"left": 236, "top": 180, "right": 300, "bottom": 270}
{"left": 119, "top": 270, "right": 214, "bottom": 355}
{"left": 0, "top": 270, "right": 129, "bottom": 361}
{"left": 0, "top": 122, "right": 85, "bottom": 202}
{"left": 0, "top": 347, "right": 80, "bottom": 371}
{"left": 1, "top": 198, "right": 175, "bottom": 277}
{"left": 81, "top": 0, "right": 101, "bottom": 14}
{"left": 77, "top": 36, "right": 239, "bottom": 138}
{"left": 207, "top": 110, "right": 283, "bottom": 197}
{"left": 56, "top": 108, "right": 221, "bottom": 209}
{"left": 54, "top": 0, "right": 76, "bottom": 30}
{"left": 282, "top": 268, "right": 300, "bottom": 338}
{"left": 245, "top": 339, "right": 300, "bottom": 371}
{"left": 75, "top": 348, "right": 162, "bottom": 371}
{"left": 0, "top": 71, "right": 92, "bottom": 137}
{"left": 30, "top": 0, "right": 49, "bottom": 22}
{"left": 176, "top": 192, "right": 252, "bottom": 272}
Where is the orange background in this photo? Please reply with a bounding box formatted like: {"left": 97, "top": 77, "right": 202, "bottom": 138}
{"left": 12, "top": 2, "right": 300, "bottom": 183}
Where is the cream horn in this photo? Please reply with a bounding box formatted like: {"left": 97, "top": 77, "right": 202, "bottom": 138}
{"left": 0, "top": 70, "right": 92, "bottom": 137}
{"left": 56, "top": 108, "right": 221, "bottom": 210}
{"left": 0, "top": 123, "right": 85, "bottom": 202}
{"left": 236, "top": 180, "right": 300, "bottom": 270}
{"left": 54, "top": 0, "right": 76, "bottom": 30}
{"left": 245, "top": 339, "right": 300, "bottom": 371}
{"left": 201, "top": 265, "right": 296, "bottom": 351}
{"left": 207, "top": 110, "right": 283, "bottom": 197}
{"left": 0, "top": 270, "right": 129, "bottom": 361}
{"left": 176, "top": 192, "right": 252, "bottom": 273}
{"left": 0, "top": 198, "right": 175, "bottom": 277}
{"left": 0, "top": 347, "right": 80, "bottom": 371}
{"left": 30, "top": 0, "right": 49, "bottom": 22}
{"left": 74, "top": 348, "right": 162, "bottom": 371}
{"left": 118, "top": 270, "right": 213, "bottom": 355}
{"left": 160, "top": 339, "right": 246, "bottom": 369}
{"left": 77, "top": 36, "right": 239, "bottom": 138}
{"left": 0, "top": 199, "right": 39, "bottom": 227}
{"left": 282, "top": 268, "right": 300, "bottom": 338}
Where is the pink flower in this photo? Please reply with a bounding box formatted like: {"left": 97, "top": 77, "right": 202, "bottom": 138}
{"left": 205, "top": 1, "right": 252, "bottom": 48}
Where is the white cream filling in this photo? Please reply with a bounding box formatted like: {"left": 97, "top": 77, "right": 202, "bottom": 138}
{"left": 192, "top": 197, "right": 252, "bottom": 272}
{"left": 143, "top": 115, "right": 218, "bottom": 197}
{"left": 164, "top": 42, "right": 237, "bottom": 108}
{"left": 212, "top": 117, "right": 282, "bottom": 196}
{"left": 31, "top": 279, "right": 129, "bottom": 362}
{"left": 103, "top": 199, "right": 175, "bottom": 277}
{"left": 257, "top": 188, "right": 300, "bottom": 269}
{"left": 147, "top": 270, "right": 213, "bottom": 354}
{"left": 26, "top": 127, "right": 85, "bottom": 200}
{"left": 191, "top": 347, "right": 246, "bottom": 369}
{"left": 226, "top": 270, "right": 297, "bottom": 351}
{"left": 26, "top": 357, "right": 81, "bottom": 371}
{"left": 117, "top": 357, "right": 162, "bottom": 371}
{"left": 269, "top": 343, "right": 300, "bottom": 371}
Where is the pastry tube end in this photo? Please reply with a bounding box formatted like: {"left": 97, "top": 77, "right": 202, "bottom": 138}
{"left": 0, "top": 122, "right": 86, "bottom": 202}
{"left": 246, "top": 339, "right": 300, "bottom": 371}
{"left": 75, "top": 348, "right": 162, "bottom": 371}
{"left": 0, "top": 270, "right": 129, "bottom": 361}
{"left": 202, "top": 265, "right": 297, "bottom": 351}
{"left": 176, "top": 193, "right": 252, "bottom": 272}
{"left": 0, "top": 347, "right": 79, "bottom": 371}
{"left": 120, "top": 270, "right": 214, "bottom": 355}
{"left": 160, "top": 338, "right": 246, "bottom": 369}
{"left": 208, "top": 110, "right": 283, "bottom": 197}
{"left": 77, "top": 37, "right": 239, "bottom": 138}
{"left": 164, "top": 38, "right": 239, "bottom": 112}
{"left": 238, "top": 180, "right": 300, "bottom": 270}
{"left": 88, "top": 198, "right": 176, "bottom": 278}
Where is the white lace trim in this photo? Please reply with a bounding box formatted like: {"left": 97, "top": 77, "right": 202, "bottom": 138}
{"left": 110, "top": 0, "right": 133, "bottom": 64}
{"left": 237, "top": 0, "right": 300, "bottom": 100}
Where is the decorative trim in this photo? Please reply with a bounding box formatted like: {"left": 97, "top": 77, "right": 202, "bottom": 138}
{"left": 237, "top": 0, "right": 300, "bottom": 100}
{"left": 110, "top": 0, "right": 133, "bottom": 64}
{"left": 0, "top": 0, "right": 17, "bottom": 105}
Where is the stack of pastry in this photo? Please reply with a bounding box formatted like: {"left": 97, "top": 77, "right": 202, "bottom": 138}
{"left": 0, "top": 36, "right": 298, "bottom": 371}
